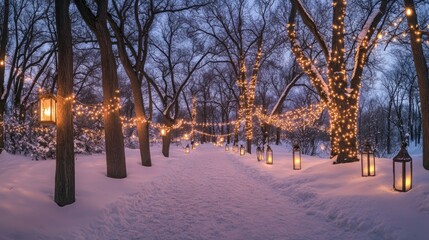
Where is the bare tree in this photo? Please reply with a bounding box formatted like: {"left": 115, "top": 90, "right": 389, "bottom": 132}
{"left": 75, "top": 0, "right": 127, "bottom": 178}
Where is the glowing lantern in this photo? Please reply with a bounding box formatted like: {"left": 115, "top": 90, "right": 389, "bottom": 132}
{"left": 233, "top": 144, "right": 238, "bottom": 152}
{"left": 240, "top": 145, "right": 245, "bottom": 156}
{"left": 39, "top": 94, "right": 56, "bottom": 125}
{"left": 266, "top": 145, "right": 273, "bottom": 165}
{"left": 361, "top": 141, "right": 375, "bottom": 177}
{"left": 225, "top": 144, "right": 229, "bottom": 151}
{"left": 393, "top": 143, "right": 413, "bottom": 192}
{"left": 0, "top": 59, "right": 4, "bottom": 66}
{"left": 160, "top": 128, "right": 167, "bottom": 136}
{"left": 293, "top": 145, "right": 301, "bottom": 170}
{"left": 192, "top": 142, "right": 196, "bottom": 150}
{"left": 185, "top": 144, "right": 190, "bottom": 154}
{"left": 256, "top": 146, "right": 263, "bottom": 161}
{"left": 184, "top": 134, "right": 189, "bottom": 140}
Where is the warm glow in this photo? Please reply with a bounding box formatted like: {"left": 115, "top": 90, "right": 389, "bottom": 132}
{"left": 0, "top": 60, "right": 4, "bottom": 66}
{"left": 160, "top": 128, "right": 166, "bottom": 136}
{"left": 377, "top": 32, "right": 383, "bottom": 40}
{"left": 44, "top": 107, "right": 51, "bottom": 117}
{"left": 405, "top": 8, "right": 413, "bottom": 16}
{"left": 294, "top": 156, "right": 301, "bottom": 169}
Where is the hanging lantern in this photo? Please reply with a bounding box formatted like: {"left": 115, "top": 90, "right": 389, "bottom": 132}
{"left": 39, "top": 94, "right": 56, "bottom": 125}
{"left": 393, "top": 143, "right": 413, "bottom": 192}
{"left": 240, "top": 145, "right": 245, "bottom": 156}
{"left": 185, "top": 144, "right": 190, "bottom": 154}
{"left": 293, "top": 145, "right": 301, "bottom": 170}
{"left": 256, "top": 146, "right": 264, "bottom": 161}
{"left": 225, "top": 144, "right": 229, "bottom": 151}
{"left": 160, "top": 128, "right": 167, "bottom": 136}
{"left": 266, "top": 145, "right": 273, "bottom": 165}
{"left": 361, "top": 141, "right": 375, "bottom": 177}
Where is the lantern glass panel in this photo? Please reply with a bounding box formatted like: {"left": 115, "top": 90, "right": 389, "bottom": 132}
{"left": 394, "top": 161, "right": 412, "bottom": 191}
{"left": 361, "top": 144, "right": 375, "bottom": 177}
{"left": 160, "top": 129, "right": 167, "bottom": 136}
{"left": 225, "top": 144, "right": 229, "bottom": 151}
{"left": 39, "top": 95, "right": 56, "bottom": 124}
{"left": 185, "top": 144, "right": 190, "bottom": 153}
{"left": 266, "top": 146, "right": 273, "bottom": 165}
{"left": 240, "top": 145, "right": 245, "bottom": 156}
{"left": 293, "top": 146, "right": 301, "bottom": 170}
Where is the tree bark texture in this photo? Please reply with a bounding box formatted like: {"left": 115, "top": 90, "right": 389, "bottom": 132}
{"left": 55, "top": 0, "right": 75, "bottom": 206}
{"left": 0, "top": 0, "right": 10, "bottom": 153}
{"left": 75, "top": 0, "right": 126, "bottom": 178}
{"left": 403, "top": 0, "right": 429, "bottom": 170}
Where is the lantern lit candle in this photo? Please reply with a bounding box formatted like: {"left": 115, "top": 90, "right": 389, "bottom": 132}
{"left": 240, "top": 145, "right": 245, "bottom": 156}
{"left": 185, "top": 144, "right": 190, "bottom": 154}
{"left": 39, "top": 94, "right": 56, "bottom": 125}
{"left": 361, "top": 141, "right": 375, "bottom": 177}
{"left": 160, "top": 128, "right": 167, "bottom": 136}
{"left": 266, "top": 145, "right": 273, "bottom": 165}
{"left": 393, "top": 143, "right": 413, "bottom": 192}
{"left": 225, "top": 144, "right": 229, "bottom": 151}
{"left": 293, "top": 145, "right": 301, "bottom": 170}
{"left": 256, "top": 146, "right": 263, "bottom": 161}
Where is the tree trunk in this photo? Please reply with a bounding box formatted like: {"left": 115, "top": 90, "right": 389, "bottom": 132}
{"left": 54, "top": 0, "right": 75, "bottom": 207}
{"left": 0, "top": 0, "right": 10, "bottom": 154}
{"left": 75, "top": 0, "right": 127, "bottom": 178}
{"left": 404, "top": 0, "right": 429, "bottom": 170}
{"left": 96, "top": 27, "right": 127, "bottom": 178}
{"left": 162, "top": 117, "right": 173, "bottom": 157}
{"left": 330, "top": 98, "right": 359, "bottom": 163}
{"left": 275, "top": 127, "right": 281, "bottom": 145}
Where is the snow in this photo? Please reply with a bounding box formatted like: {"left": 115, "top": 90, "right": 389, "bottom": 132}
{"left": 1, "top": 144, "right": 429, "bottom": 239}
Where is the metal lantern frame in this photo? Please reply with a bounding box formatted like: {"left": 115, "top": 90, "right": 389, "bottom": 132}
{"left": 256, "top": 146, "right": 263, "bottom": 161}
{"left": 361, "top": 141, "right": 375, "bottom": 177}
{"left": 39, "top": 93, "right": 57, "bottom": 125}
{"left": 233, "top": 144, "right": 238, "bottom": 152}
{"left": 266, "top": 145, "right": 273, "bottom": 165}
{"left": 240, "top": 145, "right": 245, "bottom": 156}
{"left": 185, "top": 144, "right": 190, "bottom": 154}
{"left": 293, "top": 145, "right": 301, "bottom": 170}
{"left": 393, "top": 143, "right": 413, "bottom": 192}
{"left": 225, "top": 144, "right": 229, "bottom": 151}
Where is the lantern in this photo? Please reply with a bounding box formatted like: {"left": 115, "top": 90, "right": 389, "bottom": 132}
{"left": 160, "top": 128, "right": 167, "bottom": 136}
{"left": 256, "top": 146, "right": 264, "bottom": 161}
{"left": 393, "top": 143, "right": 413, "bottom": 192}
{"left": 240, "top": 145, "right": 245, "bottom": 156}
{"left": 361, "top": 141, "right": 375, "bottom": 177}
{"left": 192, "top": 141, "right": 196, "bottom": 150}
{"left": 266, "top": 145, "right": 273, "bottom": 164}
{"left": 39, "top": 94, "right": 56, "bottom": 125}
{"left": 185, "top": 144, "right": 190, "bottom": 154}
{"left": 184, "top": 134, "right": 189, "bottom": 140}
{"left": 293, "top": 145, "right": 301, "bottom": 170}
{"left": 233, "top": 144, "right": 238, "bottom": 152}
{"left": 225, "top": 144, "right": 229, "bottom": 151}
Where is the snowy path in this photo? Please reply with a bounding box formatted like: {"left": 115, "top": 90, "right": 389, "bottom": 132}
{"left": 66, "top": 145, "right": 367, "bottom": 240}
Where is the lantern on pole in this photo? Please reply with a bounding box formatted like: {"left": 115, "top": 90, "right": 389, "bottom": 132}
{"left": 240, "top": 145, "right": 245, "bottom": 156}
{"left": 39, "top": 94, "right": 57, "bottom": 125}
{"left": 266, "top": 145, "right": 273, "bottom": 164}
{"left": 160, "top": 128, "right": 167, "bottom": 137}
{"left": 185, "top": 144, "right": 190, "bottom": 154}
{"left": 393, "top": 143, "right": 413, "bottom": 192}
{"left": 361, "top": 141, "right": 375, "bottom": 177}
{"left": 293, "top": 145, "right": 301, "bottom": 170}
{"left": 256, "top": 146, "right": 263, "bottom": 161}
{"left": 225, "top": 144, "right": 229, "bottom": 151}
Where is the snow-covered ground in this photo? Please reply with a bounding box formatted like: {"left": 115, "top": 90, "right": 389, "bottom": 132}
{"left": 1, "top": 143, "right": 429, "bottom": 239}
